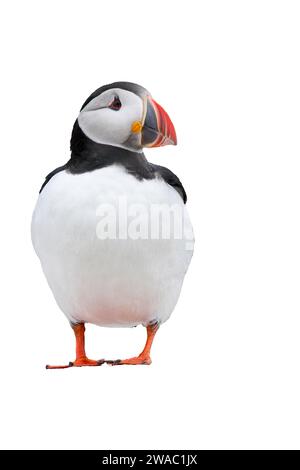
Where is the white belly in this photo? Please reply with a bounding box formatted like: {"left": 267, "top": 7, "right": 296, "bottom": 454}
{"left": 31, "top": 165, "right": 194, "bottom": 327}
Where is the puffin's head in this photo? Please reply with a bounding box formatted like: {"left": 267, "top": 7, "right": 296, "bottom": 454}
{"left": 76, "top": 82, "right": 177, "bottom": 152}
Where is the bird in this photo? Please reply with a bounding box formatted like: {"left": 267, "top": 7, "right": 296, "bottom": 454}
{"left": 31, "top": 82, "right": 194, "bottom": 368}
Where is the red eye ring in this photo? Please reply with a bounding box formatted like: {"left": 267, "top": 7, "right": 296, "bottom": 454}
{"left": 109, "top": 96, "right": 122, "bottom": 111}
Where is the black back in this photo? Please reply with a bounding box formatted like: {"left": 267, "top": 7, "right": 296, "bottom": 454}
{"left": 39, "top": 120, "right": 186, "bottom": 202}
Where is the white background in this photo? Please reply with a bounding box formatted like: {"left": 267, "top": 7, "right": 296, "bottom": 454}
{"left": 0, "top": 0, "right": 299, "bottom": 450}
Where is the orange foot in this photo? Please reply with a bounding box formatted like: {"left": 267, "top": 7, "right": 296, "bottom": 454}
{"left": 107, "top": 354, "right": 152, "bottom": 366}
{"left": 46, "top": 357, "right": 104, "bottom": 369}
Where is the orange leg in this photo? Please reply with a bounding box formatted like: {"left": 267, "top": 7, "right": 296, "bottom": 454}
{"left": 107, "top": 322, "right": 159, "bottom": 366}
{"left": 46, "top": 323, "right": 104, "bottom": 369}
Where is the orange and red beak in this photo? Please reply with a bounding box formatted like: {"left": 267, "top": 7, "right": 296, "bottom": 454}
{"left": 141, "top": 96, "right": 177, "bottom": 147}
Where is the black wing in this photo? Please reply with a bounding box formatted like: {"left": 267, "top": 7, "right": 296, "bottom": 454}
{"left": 39, "top": 164, "right": 67, "bottom": 193}
{"left": 152, "top": 164, "right": 187, "bottom": 204}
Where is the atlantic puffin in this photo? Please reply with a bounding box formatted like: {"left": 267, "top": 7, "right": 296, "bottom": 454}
{"left": 31, "top": 82, "right": 194, "bottom": 368}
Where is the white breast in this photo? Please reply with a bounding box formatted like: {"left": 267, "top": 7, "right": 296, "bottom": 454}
{"left": 32, "top": 165, "right": 194, "bottom": 327}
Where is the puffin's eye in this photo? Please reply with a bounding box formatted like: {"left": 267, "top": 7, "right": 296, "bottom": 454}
{"left": 109, "top": 96, "right": 122, "bottom": 111}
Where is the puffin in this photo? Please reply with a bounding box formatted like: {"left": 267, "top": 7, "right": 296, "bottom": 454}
{"left": 31, "top": 82, "right": 194, "bottom": 368}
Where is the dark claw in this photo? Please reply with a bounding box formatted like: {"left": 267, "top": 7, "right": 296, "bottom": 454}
{"left": 69, "top": 362, "right": 74, "bottom": 367}
{"left": 106, "top": 359, "right": 121, "bottom": 366}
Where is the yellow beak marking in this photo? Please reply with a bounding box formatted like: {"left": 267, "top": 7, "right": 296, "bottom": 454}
{"left": 131, "top": 121, "right": 142, "bottom": 133}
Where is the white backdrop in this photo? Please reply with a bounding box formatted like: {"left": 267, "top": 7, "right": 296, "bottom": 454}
{"left": 0, "top": 0, "right": 300, "bottom": 450}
